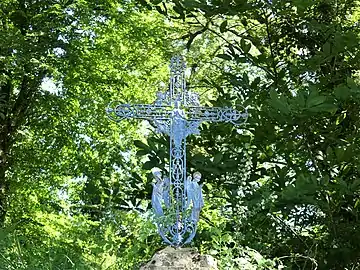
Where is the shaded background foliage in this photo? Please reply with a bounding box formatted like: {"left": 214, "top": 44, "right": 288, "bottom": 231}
{"left": 144, "top": 0, "right": 360, "bottom": 269}
{"left": 1, "top": 0, "right": 360, "bottom": 269}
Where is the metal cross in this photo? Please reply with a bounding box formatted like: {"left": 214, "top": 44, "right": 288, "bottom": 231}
{"left": 106, "top": 56, "right": 248, "bottom": 246}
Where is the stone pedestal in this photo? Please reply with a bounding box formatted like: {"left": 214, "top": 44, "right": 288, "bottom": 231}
{"left": 140, "top": 247, "right": 218, "bottom": 270}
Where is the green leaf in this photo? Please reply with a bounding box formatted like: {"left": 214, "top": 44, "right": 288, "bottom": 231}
{"left": 308, "top": 103, "right": 337, "bottom": 113}
{"left": 323, "top": 42, "right": 331, "bottom": 55}
{"left": 220, "top": 20, "right": 228, "bottom": 33}
{"left": 234, "top": 55, "right": 246, "bottom": 63}
{"left": 269, "top": 89, "right": 290, "bottom": 115}
{"left": 295, "top": 92, "right": 306, "bottom": 107}
{"left": 139, "top": 0, "right": 153, "bottom": 10}
{"left": 251, "top": 77, "right": 261, "bottom": 89}
{"left": 173, "top": 5, "right": 185, "bottom": 17}
{"left": 346, "top": 77, "right": 357, "bottom": 89}
{"left": 306, "top": 95, "right": 326, "bottom": 107}
{"left": 131, "top": 172, "right": 143, "bottom": 181}
{"left": 136, "top": 149, "right": 148, "bottom": 156}
{"left": 334, "top": 85, "right": 350, "bottom": 100}
{"left": 142, "top": 160, "right": 155, "bottom": 170}
{"left": 269, "top": 88, "right": 277, "bottom": 100}
{"left": 134, "top": 140, "right": 149, "bottom": 150}
{"left": 278, "top": 69, "right": 286, "bottom": 79}
{"left": 308, "top": 86, "right": 319, "bottom": 100}
{"left": 203, "top": 166, "right": 221, "bottom": 174}
{"left": 155, "top": 5, "right": 167, "bottom": 15}
{"left": 326, "top": 146, "right": 333, "bottom": 157}
{"left": 335, "top": 112, "right": 346, "bottom": 125}
{"left": 243, "top": 72, "right": 249, "bottom": 84}
{"left": 335, "top": 147, "right": 345, "bottom": 162}
{"left": 183, "top": 0, "right": 197, "bottom": 8}
{"left": 240, "top": 39, "right": 251, "bottom": 53}
{"left": 213, "top": 153, "right": 223, "bottom": 164}
{"left": 355, "top": 199, "right": 360, "bottom": 208}
{"left": 350, "top": 179, "right": 360, "bottom": 192}
{"left": 216, "top": 54, "right": 232, "bottom": 61}
{"left": 151, "top": 0, "right": 163, "bottom": 4}
{"left": 192, "top": 153, "right": 207, "bottom": 163}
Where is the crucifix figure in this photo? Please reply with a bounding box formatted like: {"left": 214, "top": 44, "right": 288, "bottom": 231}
{"left": 106, "top": 56, "right": 248, "bottom": 246}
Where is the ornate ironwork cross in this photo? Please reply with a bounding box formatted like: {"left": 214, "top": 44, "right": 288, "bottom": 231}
{"left": 106, "top": 56, "right": 248, "bottom": 246}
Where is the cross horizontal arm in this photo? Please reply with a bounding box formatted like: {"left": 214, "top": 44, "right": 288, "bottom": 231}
{"left": 187, "top": 106, "right": 248, "bottom": 125}
{"left": 106, "top": 103, "right": 172, "bottom": 122}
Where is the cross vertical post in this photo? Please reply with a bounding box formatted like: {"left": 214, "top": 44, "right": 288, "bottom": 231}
{"left": 106, "top": 56, "right": 248, "bottom": 246}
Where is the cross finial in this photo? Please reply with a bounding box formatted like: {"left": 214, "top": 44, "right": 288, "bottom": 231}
{"left": 170, "top": 55, "right": 186, "bottom": 75}
{"left": 169, "top": 55, "right": 186, "bottom": 106}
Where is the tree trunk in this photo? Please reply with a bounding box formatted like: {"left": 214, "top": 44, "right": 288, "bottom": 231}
{"left": 0, "top": 150, "right": 9, "bottom": 225}
{"left": 0, "top": 78, "right": 12, "bottom": 226}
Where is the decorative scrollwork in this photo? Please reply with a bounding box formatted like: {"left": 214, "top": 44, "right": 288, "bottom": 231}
{"left": 187, "top": 106, "right": 248, "bottom": 125}
{"left": 170, "top": 55, "right": 186, "bottom": 76}
{"left": 185, "top": 91, "right": 200, "bottom": 106}
{"left": 106, "top": 102, "right": 172, "bottom": 122}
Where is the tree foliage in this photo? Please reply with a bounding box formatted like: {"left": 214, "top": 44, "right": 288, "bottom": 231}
{"left": 140, "top": 0, "right": 360, "bottom": 269}
{"left": 1, "top": 0, "right": 360, "bottom": 269}
{"left": 1, "top": 0, "right": 174, "bottom": 268}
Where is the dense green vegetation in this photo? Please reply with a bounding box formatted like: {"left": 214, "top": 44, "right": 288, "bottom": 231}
{"left": 1, "top": 0, "right": 360, "bottom": 269}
